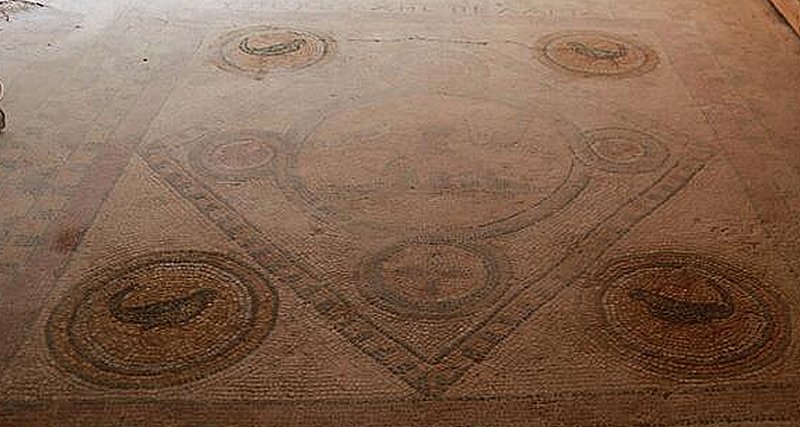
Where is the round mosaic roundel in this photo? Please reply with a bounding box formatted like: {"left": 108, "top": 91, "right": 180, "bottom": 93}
{"left": 189, "top": 130, "right": 281, "bottom": 181}
{"left": 274, "top": 94, "right": 581, "bottom": 238}
{"left": 539, "top": 31, "right": 658, "bottom": 77}
{"left": 46, "top": 251, "right": 277, "bottom": 388}
{"left": 574, "top": 127, "right": 669, "bottom": 173}
{"left": 215, "top": 26, "right": 331, "bottom": 77}
{"left": 360, "top": 241, "right": 507, "bottom": 319}
{"left": 596, "top": 252, "right": 790, "bottom": 379}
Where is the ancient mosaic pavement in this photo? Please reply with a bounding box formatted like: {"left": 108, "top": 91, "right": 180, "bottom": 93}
{"left": 1, "top": 0, "right": 799, "bottom": 425}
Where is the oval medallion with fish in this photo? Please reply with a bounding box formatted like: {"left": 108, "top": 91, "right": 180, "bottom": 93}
{"left": 537, "top": 31, "right": 658, "bottom": 77}
{"left": 594, "top": 251, "right": 790, "bottom": 379}
{"left": 46, "top": 251, "right": 277, "bottom": 388}
{"left": 213, "top": 26, "right": 333, "bottom": 78}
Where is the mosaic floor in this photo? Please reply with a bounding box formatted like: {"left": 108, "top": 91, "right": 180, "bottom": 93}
{"left": 1, "top": 0, "right": 799, "bottom": 425}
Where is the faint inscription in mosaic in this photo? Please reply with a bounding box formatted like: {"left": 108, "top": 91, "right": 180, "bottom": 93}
{"left": 592, "top": 251, "right": 790, "bottom": 379}
{"left": 538, "top": 31, "right": 658, "bottom": 77}
{"left": 46, "top": 251, "right": 277, "bottom": 388}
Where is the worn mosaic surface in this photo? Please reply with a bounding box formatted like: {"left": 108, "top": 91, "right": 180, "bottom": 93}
{"left": 0, "top": 0, "right": 799, "bottom": 425}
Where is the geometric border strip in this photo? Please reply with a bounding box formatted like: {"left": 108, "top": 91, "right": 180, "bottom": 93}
{"left": 140, "top": 142, "right": 430, "bottom": 389}
{"left": 427, "top": 157, "right": 710, "bottom": 393}
{"left": 139, "top": 140, "right": 710, "bottom": 396}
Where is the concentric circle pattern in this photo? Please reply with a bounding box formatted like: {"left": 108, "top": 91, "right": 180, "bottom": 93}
{"left": 189, "top": 130, "right": 281, "bottom": 181}
{"left": 215, "top": 26, "right": 331, "bottom": 77}
{"left": 573, "top": 127, "right": 669, "bottom": 173}
{"left": 46, "top": 251, "right": 277, "bottom": 388}
{"left": 360, "top": 241, "right": 506, "bottom": 319}
{"left": 596, "top": 252, "right": 790, "bottom": 379}
{"left": 539, "top": 31, "right": 658, "bottom": 77}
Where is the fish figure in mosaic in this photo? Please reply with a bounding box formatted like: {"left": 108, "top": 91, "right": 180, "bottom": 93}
{"left": 109, "top": 286, "right": 218, "bottom": 329}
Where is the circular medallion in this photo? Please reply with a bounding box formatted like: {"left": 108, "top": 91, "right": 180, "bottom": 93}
{"left": 273, "top": 95, "right": 585, "bottom": 238}
{"left": 46, "top": 251, "right": 277, "bottom": 388}
{"left": 189, "top": 130, "right": 281, "bottom": 181}
{"left": 538, "top": 31, "right": 658, "bottom": 77}
{"left": 573, "top": 127, "right": 668, "bottom": 173}
{"left": 214, "top": 26, "right": 332, "bottom": 77}
{"left": 595, "top": 252, "right": 790, "bottom": 379}
{"left": 360, "top": 241, "right": 507, "bottom": 319}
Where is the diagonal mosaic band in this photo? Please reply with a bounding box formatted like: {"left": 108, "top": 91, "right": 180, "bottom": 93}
{"left": 139, "top": 114, "right": 711, "bottom": 395}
